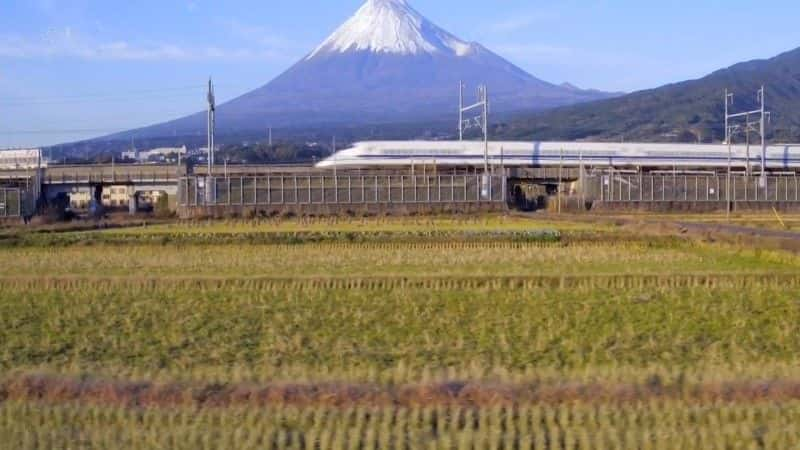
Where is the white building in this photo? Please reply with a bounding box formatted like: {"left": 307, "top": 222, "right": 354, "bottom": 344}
{"left": 121, "top": 146, "right": 187, "bottom": 163}
{"left": 69, "top": 186, "right": 168, "bottom": 210}
{"left": 0, "top": 149, "right": 44, "bottom": 170}
{"left": 68, "top": 186, "right": 130, "bottom": 209}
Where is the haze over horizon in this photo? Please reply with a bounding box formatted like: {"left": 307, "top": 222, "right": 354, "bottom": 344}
{"left": 2, "top": 0, "right": 800, "bottom": 148}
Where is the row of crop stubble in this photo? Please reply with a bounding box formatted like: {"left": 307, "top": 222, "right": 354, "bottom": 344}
{"left": 2, "top": 400, "right": 800, "bottom": 449}
{"left": 1, "top": 238, "right": 798, "bottom": 279}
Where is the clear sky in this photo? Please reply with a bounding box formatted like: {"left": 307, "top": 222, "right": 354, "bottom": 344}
{"left": 2, "top": 0, "right": 800, "bottom": 148}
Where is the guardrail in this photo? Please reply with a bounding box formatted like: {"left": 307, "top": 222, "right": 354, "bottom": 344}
{"left": 42, "top": 171, "right": 181, "bottom": 185}
{"left": 0, "top": 164, "right": 184, "bottom": 185}
{"left": 179, "top": 174, "right": 507, "bottom": 207}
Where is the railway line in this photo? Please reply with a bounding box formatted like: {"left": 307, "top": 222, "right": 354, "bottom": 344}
{"left": 3, "top": 140, "right": 800, "bottom": 219}
{"left": 317, "top": 141, "right": 800, "bottom": 172}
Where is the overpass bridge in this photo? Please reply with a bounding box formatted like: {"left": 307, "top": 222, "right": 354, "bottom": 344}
{"left": 0, "top": 163, "right": 345, "bottom": 217}
{"left": 0, "top": 164, "right": 187, "bottom": 216}
{"left": 0, "top": 164, "right": 184, "bottom": 184}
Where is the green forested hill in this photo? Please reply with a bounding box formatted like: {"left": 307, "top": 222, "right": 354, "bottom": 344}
{"left": 497, "top": 47, "right": 800, "bottom": 143}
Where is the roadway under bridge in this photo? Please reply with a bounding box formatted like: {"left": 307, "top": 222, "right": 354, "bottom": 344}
{"left": 0, "top": 164, "right": 186, "bottom": 216}
{"left": 0, "top": 164, "right": 375, "bottom": 217}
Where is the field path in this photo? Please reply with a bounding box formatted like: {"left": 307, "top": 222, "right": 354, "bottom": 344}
{"left": 673, "top": 220, "right": 800, "bottom": 240}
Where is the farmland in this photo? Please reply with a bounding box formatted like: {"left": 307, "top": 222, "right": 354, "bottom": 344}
{"left": 1, "top": 215, "right": 800, "bottom": 448}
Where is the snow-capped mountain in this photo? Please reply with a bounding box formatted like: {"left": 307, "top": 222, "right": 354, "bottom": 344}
{"left": 102, "top": 0, "right": 615, "bottom": 142}
{"left": 308, "top": 0, "right": 474, "bottom": 57}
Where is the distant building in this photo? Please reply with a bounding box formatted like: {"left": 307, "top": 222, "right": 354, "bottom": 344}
{"left": 69, "top": 191, "right": 92, "bottom": 210}
{"left": 69, "top": 186, "right": 129, "bottom": 209}
{"left": 0, "top": 148, "right": 44, "bottom": 170}
{"left": 69, "top": 186, "right": 167, "bottom": 210}
{"left": 138, "top": 190, "right": 168, "bottom": 208}
{"left": 121, "top": 146, "right": 187, "bottom": 163}
{"left": 102, "top": 186, "right": 131, "bottom": 207}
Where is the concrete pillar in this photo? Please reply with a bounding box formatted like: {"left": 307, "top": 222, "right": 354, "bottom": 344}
{"left": 128, "top": 188, "right": 138, "bottom": 215}
{"left": 90, "top": 185, "right": 104, "bottom": 218}
{"left": 93, "top": 185, "right": 103, "bottom": 205}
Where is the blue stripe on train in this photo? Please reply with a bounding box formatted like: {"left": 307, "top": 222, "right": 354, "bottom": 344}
{"left": 358, "top": 154, "right": 800, "bottom": 164}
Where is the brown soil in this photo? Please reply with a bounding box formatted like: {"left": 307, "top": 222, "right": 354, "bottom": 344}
{"left": 4, "top": 374, "right": 800, "bottom": 410}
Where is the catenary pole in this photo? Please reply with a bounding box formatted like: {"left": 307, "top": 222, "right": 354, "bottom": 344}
{"left": 207, "top": 78, "right": 216, "bottom": 175}
{"left": 727, "top": 132, "right": 732, "bottom": 221}
{"left": 724, "top": 89, "right": 729, "bottom": 144}
{"left": 483, "top": 86, "right": 489, "bottom": 174}
{"left": 759, "top": 85, "right": 767, "bottom": 189}
{"left": 458, "top": 81, "right": 463, "bottom": 141}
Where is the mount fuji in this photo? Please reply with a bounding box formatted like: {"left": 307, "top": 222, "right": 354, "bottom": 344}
{"left": 102, "top": 0, "right": 615, "bottom": 142}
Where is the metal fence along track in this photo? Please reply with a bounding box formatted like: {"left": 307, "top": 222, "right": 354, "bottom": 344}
{"left": 0, "top": 188, "right": 22, "bottom": 217}
{"left": 179, "top": 174, "right": 507, "bottom": 207}
{"left": 591, "top": 174, "right": 800, "bottom": 203}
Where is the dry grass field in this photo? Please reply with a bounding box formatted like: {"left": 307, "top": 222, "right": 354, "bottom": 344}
{"left": 1, "top": 214, "right": 800, "bottom": 448}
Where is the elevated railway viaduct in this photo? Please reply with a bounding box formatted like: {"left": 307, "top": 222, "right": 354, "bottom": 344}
{"left": 0, "top": 163, "right": 514, "bottom": 218}
{"left": 2, "top": 162, "right": 800, "bottom": 219}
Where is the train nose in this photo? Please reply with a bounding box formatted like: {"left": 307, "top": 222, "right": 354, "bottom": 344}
{"left": 315, "top": 158, "right": 334, "bottom": 168}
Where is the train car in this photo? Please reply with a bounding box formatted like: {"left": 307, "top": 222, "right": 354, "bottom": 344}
{"left": 316, "top": 141, "right": 800, "bottom": 171}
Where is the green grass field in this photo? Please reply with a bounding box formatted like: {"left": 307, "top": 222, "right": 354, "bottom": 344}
{"left": 1, "top": 215, "right": 800, "bottom": 448}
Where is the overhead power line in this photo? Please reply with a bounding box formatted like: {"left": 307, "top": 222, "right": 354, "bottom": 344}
{"left": 1, "top": 85, "right": 206, "bottom": 102}
{"left": 0, "top": 82, "right": 257, "bottom": 107}
{"left": 0, "top": 128, "right": 128, "bottom": 135}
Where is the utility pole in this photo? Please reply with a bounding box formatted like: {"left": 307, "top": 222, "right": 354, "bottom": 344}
{"left": 727, "top": 127, "right": 732, "bottom": 221}
{"left": 724, "top": 86, "right": 770, "bottom": 191}
{"left": 458, "top": 83, "right": 490, "bottom": 173}
{"left": 483, "top": 85, "right": 489, "bottom": 174}
{"left": 332, "top": 136, "right": 339, "bottom": 202}
{"left": 725, "top": 90, "right": 733, "bottom": 221}
{"left": 331, "top": 135, "right": 337, "bottom": 186}
{"left": 205, "top": 78, "right": 216, "bottom": 204}
{"left": 724, "top": 89, "right": 732, "bottom": 144}
{"left": 745, "top": 112, "right": 751, "bottom": 176}
{"left": 558, "top": 148, "right": 563, "bottom": 214}
{"left": 758, "top": 85, "right": 767, "bottom": 188}
{"left": 207, "top": 78, "right": 216, "bottom": 176}
{"left": 458, "top": 81, "right": 464, "bottom": 141}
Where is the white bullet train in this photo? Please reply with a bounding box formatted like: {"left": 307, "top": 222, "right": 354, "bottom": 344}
{"left": 316, "top": 141, "right": 800, "bottom": 171}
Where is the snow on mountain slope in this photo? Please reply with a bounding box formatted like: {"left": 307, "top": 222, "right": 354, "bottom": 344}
{"left": 308, "top": 0, "right": 474, "bottom": 58}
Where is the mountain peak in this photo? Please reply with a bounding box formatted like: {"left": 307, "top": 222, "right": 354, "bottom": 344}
{"left": 91, "top": 0, "right": 616, "bottom": 147}
{"left": 307, "top": 0, "right": 474, "bottom": 59}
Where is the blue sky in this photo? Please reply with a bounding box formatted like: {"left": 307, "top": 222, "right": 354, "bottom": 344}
{"left": 2, "top": 0, "right": 800, "bottom": 147}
